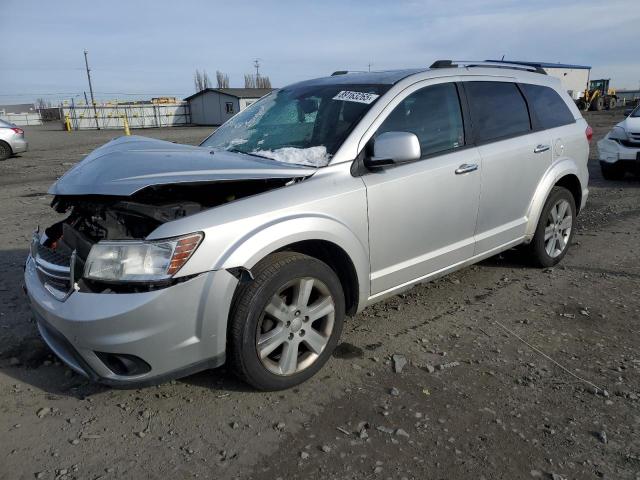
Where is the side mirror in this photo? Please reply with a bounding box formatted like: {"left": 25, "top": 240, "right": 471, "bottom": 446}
{"left": 366, "top": 131, "right": 421, "bottom": 167}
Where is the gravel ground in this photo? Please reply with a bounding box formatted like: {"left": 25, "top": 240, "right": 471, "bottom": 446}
{"left": 0, "top": 113, "right": 639, "bottom": 480}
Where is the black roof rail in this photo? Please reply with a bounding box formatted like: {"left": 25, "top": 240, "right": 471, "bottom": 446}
{"left": 331, "top": 70, "right": 368, "bottom": 76}
{"left": 429, "top": 59, "right": 547, "bottom": 75}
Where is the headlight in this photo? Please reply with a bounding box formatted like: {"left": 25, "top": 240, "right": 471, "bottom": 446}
{"left": 609, "top": 126, "right": 628, "bottom": 142}
{"left": 84, "top": 233, "right": 203, "bottom": 282}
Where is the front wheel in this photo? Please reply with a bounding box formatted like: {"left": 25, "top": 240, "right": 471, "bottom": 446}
{"left": 228, "top": 252, "right": 345, "bottom": 390}
{"left": 528, "top": 187, "right": 576, "bottom": 268}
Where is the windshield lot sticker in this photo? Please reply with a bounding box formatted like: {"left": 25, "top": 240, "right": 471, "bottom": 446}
{"left": 333, "top": 91, "right": 380, "bottom": 104}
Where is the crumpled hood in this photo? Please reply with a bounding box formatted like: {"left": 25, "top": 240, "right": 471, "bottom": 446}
{"left": 49, "top": 135, "right": 316, "bottom": 196}
{"left": 619, "top": 116, "right": 640, "bottom": 133}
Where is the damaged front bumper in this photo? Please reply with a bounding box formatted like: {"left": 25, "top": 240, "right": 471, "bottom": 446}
{"left": 597, "top": 137, "right": 640, "bottom": 164}
{"left": 24, "top": 252, "right": 238, "bottom": 387}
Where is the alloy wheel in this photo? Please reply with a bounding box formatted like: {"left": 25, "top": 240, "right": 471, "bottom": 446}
{"left": 256, "top": 277, "right": 335, "bottom": 376}
{"left": 544, "top": 199, "right": 572, "bottom": 258}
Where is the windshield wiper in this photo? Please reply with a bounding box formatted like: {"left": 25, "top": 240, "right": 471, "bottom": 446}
{"left": 225, "top": 148, "right": 274, "bottom": 161}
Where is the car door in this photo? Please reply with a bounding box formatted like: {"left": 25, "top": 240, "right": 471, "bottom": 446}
{"left": 362, "top": 82, "right": 482, "bottom": 296}
{"left": 463, "top": 81, "right": 553, "bottom": 254}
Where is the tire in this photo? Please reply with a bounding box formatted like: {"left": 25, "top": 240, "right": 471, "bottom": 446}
{"left": 601, "top": 162, "right": 625, "bottom": 181}
{"left": 608, "top": 98, "right": 616, "bottom": 110}
{"left": 593, "top": 96, "right": 604, "bottom": 111}
{"left": 528, "top": 187, "right": 576, "bottom": 268}
{"left": 576, "top": 99, "right": 587, "bottom": 111}
{"left": 228, "top": 252, "right": 345, "bottom": 391}
{"left": 0, "top": 141, "right": 11, "bottom": 161}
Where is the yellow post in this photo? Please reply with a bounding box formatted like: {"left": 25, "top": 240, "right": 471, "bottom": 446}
{"left": 122, "top": 115, "right": 131, "bottom": 136}
{"left": 64, "top": 114, "right": 72, "bottom": 132}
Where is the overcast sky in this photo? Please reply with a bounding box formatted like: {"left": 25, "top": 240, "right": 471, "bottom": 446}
{"left": 1, "top": 0, "right": 638, "bottom": 104}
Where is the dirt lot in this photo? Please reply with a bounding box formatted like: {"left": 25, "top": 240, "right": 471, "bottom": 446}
{"left": 0, "top": 114, "right": 639, "bottom": 480}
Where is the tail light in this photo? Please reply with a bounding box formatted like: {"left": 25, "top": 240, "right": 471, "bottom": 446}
{"left": 585, "top": 125, "right": 593, "bottom": 143}
{"left": 11, "top": 127, "right": 24, "bottom": 135}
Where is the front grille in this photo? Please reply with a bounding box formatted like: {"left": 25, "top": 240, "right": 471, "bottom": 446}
{"left": 619, "top": 139, "right": 640, "bottom": 148}
{"left": 628, "top": 132, "right": 640, "bottom": 143}
{"left": 31, "top": 233, "right": 75, "bottom": 301}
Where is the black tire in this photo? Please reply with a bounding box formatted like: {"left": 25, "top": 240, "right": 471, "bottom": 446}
{"left": 576, "top": 99, "right": 587, "bottom": 111}
{"left": 601, "top": 162, "right": 625, "bottom": 181}
{"left": 0, "top": 141, "right": 11, "bottom": 161}
{"left": 608, "top": 98, "right": 616, "bottom": 110}
{"left": 593, "top": 96, "right": 604, "bottom": 111}
{"left": 228, "top": 252, "right": 345, "bottom": 391}
{"left": 528, "top": 186, "right": 576, "bottom": 268}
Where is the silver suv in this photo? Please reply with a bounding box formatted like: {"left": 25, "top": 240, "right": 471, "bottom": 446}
{"left": 25, "top": 61, "right": 590, "bottom": 390}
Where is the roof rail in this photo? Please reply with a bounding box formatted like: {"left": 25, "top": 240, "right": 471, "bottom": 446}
{"left": 429, "top": 60, "right": 547, "bottom": 75}
{"left": 331, "top": 70, "right": 368, "bottom": 76}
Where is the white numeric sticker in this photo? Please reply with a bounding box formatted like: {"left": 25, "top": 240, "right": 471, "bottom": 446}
{"left": 332, "top": 91, "right": 380, "bottom": 104}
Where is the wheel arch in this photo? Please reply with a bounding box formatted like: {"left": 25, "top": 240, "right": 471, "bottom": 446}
{"left": 275, "top": 240, "right": 360, "bottom": 316}
{"left": 218, "top": 215, "right": 370, "bottom": 314}
{"left": 525, "top": 161, "right": 585, "bottom": 240}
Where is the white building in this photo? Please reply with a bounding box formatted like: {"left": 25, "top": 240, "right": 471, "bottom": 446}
{"left": 185, "top": 88, "right": 274, "bottom": 126}
{"left": 488, "top": 60, "right": 591, "bottom": 100}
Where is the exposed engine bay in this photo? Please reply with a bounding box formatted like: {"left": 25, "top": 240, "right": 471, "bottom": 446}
{"left": 34, "top": 179, "right": 296, "bottom": 293}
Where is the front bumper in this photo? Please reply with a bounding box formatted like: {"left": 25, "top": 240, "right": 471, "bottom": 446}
{"left": 24, "top": 255, "right": 238, "bottom": 387}
{"left": 597, "top": 138, "right": 640, "bottom": 164}
{"left": 10, "top": 137, "right": 28, "bottom": 154}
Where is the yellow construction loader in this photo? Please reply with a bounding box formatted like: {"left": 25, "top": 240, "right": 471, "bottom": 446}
{"left": 577, "top": 79, "right": 617, "bottom": 111}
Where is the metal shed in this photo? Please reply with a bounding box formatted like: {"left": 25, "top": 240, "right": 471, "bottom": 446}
{"left": 185, "top": 88, "right": 273, "bottom": 126}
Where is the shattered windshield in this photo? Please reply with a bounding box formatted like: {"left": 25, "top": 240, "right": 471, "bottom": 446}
{"left": 200, "top": 83, "right": 390, "bottom": 167}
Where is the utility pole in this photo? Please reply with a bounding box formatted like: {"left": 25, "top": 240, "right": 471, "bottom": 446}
{"left": 368, "top": 62, "right": 372, "bottom": 72}
{"left": 254, "top": 59, "right": 261, "bottom": 77}
{"left": 83, "top": 49, "right": 100, "bottom": 129}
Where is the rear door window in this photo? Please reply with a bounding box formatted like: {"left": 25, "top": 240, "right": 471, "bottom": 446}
{"left": 520, "top": 84, "right": 575, "bottom": 129}
{"left": 465, "top": 81, "right": 531, "bottom": 143}
{"left": 377, "top": 82, "right": 465, "bottom": 157}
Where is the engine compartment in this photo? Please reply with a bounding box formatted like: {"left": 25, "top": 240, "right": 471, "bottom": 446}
{"left": 48, "top": 179, "right": 292, "bottom": 244}
{"left": 35, "top": 178, "right": 296, "bottom": 293}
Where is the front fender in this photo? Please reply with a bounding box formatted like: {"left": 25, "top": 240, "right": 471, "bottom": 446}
{"left": 524, "top": 158, "right": 585, "bottom": 240}
{"left": 216, "top": 214, "right": 371, "bottom": 311}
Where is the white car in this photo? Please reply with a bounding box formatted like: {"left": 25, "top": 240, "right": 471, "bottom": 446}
{"left": 598, "top": 105, "right": 640, "bottom": 179}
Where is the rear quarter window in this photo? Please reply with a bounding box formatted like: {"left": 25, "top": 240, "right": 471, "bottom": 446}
{"left": 465, "top": 81, "right": 531, "bottom": 143}
{"left": 520, "top": 84, "right": 575, "bottom": 129}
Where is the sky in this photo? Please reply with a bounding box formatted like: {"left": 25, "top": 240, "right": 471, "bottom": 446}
{"left": 1, "top": 0, "right": 639, "bottom": 105}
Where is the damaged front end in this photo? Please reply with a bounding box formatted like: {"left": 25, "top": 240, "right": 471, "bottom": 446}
{"left": 33, "top": 178, "right": 298, "bottom": 297}
{"left": 30, "top": 136, "right": 315, "bottom": 299}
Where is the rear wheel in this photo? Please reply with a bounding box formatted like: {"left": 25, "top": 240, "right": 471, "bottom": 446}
{"left": 528, "top": 187, "right": 576, "bottom": 268}
{"left": 608, "top": 98, "right": 616, "bottom": 110}
{"left": 601, "top": 162, "right": 625, "bottom": 180}
{"left": 228, "top": 252, "right": 345, "bottom": 390}
{"left": 0, "top": 141, "right": 11, "bottom": 161}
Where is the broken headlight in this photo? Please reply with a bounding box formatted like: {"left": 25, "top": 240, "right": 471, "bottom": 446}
{"left": 84, "top": 233, "right": 203, "bottom": 282}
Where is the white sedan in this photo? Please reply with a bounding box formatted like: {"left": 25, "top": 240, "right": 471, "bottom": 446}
{"left": 598, "top": 106, "right": 640, "bottom": 179}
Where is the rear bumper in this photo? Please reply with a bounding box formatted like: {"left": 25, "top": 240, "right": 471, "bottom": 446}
{"left": 24, "top": 255, "right": 238, "bottom": 387}
{"left": 10, "top": 137, "right": 28, "bottom": 154}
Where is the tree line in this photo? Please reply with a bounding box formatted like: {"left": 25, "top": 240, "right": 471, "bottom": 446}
{"left": 194, "top": 69, "right": 271, "bottom": 92}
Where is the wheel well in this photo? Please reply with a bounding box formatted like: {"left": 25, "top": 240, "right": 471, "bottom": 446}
{"left": 0, "top": 140, "right": 11, "bottom": 153}
{"left": 555, "top": 174, "right": 582, "bottom": 213}
{"left": 277, "top": 240, "right": 359, "bottom": 316}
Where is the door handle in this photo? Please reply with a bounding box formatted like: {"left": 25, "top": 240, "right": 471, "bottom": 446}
{"left": 455, "top": 163, "right": 478, "bottom": 175}
{"left": 534, "top": 144, "right": 550, "bottom": 154}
